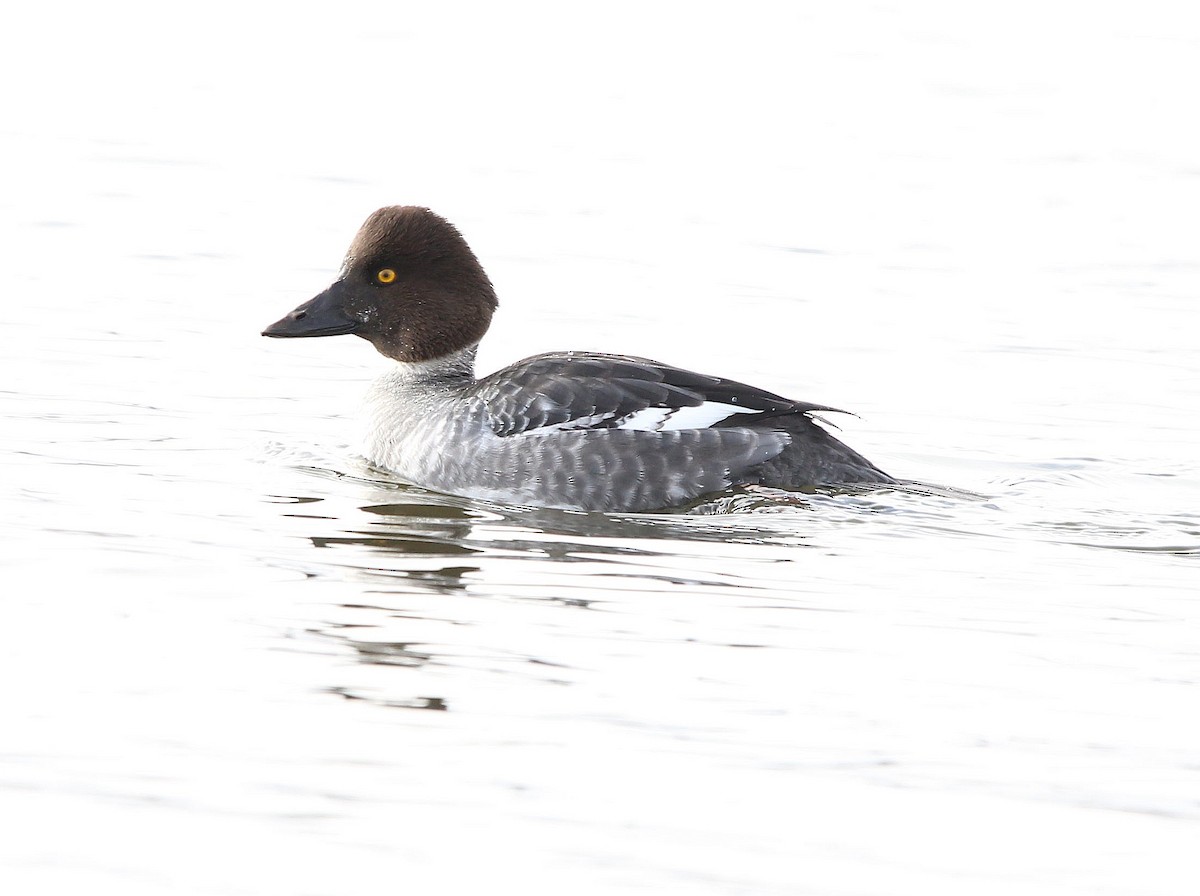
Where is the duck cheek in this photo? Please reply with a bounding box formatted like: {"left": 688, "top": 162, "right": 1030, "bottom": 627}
{"left": 344, "top": 300, "right": 378, "bottom": 329}
{"left": 355, "top": 319, "right": 412, "bottom": 362}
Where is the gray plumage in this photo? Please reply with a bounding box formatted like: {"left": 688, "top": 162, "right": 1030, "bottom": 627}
{"left": 264, "top": 206, "right": 898, "bottom": 512}
{"left": 362, "top": 349, "right": 892, "bottom": 512}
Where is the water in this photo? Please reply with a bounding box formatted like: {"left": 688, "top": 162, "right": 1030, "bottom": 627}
{"left": 3, "top": 3, "right": 1199, "bottom": 893}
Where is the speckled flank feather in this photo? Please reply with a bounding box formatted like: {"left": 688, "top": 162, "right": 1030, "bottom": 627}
{"left": 362, "top": 349, "right": 892, "bottom": 512}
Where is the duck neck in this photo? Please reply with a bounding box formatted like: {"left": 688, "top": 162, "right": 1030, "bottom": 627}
{"left": 388, "top": 344, "right": 479, "bottom": 389}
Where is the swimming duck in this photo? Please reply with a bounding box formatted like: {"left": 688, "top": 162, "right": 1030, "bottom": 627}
{"left": 263, "top": 206, "right": 894, "bottom": 511}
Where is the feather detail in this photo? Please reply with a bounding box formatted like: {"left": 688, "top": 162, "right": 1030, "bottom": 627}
{"left": 474, "top": 351, "right": 843, "bottom": 438}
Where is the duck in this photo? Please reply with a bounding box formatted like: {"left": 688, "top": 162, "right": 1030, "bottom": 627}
{"left": 262, "top": 206, "right": 895, "bottom": 512}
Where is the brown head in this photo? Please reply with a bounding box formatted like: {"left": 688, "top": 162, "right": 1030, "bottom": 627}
{"left": 263, "top": 206, "right": 499, "bottom": 362}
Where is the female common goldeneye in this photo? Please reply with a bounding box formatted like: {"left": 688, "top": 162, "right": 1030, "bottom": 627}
{"left": 263, "top": 206, "right": 895, "bottom": 512}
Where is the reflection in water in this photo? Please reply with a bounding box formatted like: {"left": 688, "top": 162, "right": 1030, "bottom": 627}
{"left": 275, "top": 459, "right": 1200, "bottom": 594}
{"left": 361, "top": 502, "right": 486, "bottom": 521}
{"left": 328, "top": 685, "right": 447, "bottom": 711}
{"left": 256, "top": 449, "right": 1200, "bottom": 890}
{"left": 342, "top": 640, "right": 434, "bottom": 668}
{"left": 262, "top": 458, "right": 1200, "bottom": 724}
{"left": 311, "top": 533, "right": 482, "bottom": 554}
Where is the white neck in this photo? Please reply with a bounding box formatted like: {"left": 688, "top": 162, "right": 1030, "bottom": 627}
{"left": 388, "top": 344, "right": 479, "bottom": 386}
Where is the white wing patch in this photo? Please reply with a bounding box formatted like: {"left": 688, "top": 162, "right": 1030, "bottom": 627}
{"left": 617, "top": 402, "right": 762, "bottom": 432}
{"left": 530, "top": 402, "right": 763, "bottom": 434}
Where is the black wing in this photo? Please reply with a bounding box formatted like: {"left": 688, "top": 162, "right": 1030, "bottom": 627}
{"left": 473, "top": 351, "right": 843, "bottom": 437}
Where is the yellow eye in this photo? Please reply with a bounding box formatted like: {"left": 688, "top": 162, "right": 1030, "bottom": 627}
{"left": 376, "top": 268, "right": 396, "bottom": 284}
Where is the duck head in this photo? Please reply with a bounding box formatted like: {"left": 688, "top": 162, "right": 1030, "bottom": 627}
{"left": 262, "top": 206, "right": 498, "bottom": 363}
